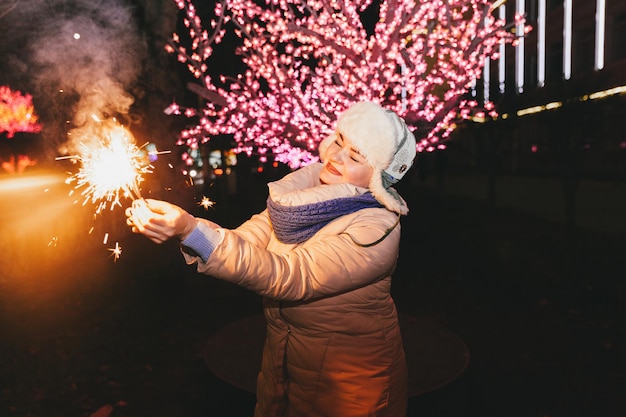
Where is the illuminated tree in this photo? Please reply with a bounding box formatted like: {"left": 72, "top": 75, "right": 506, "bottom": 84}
{"left": 0, "top": 86, "right": 42, "bottom": 139}
{"left": 167, "top": 0, "right": 526, "bottom": 168}
{"left": 0, "top": 86, "right": 42, "bottom": 173}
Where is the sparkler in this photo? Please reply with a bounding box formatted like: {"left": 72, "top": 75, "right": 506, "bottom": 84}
{"left": 57, "top": 118, "right": 169, "bottom": 262}
{"left": 58, "top": 120, "right": 167, "bottom": 215}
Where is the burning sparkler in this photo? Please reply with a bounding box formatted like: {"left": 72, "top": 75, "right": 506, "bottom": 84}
{"left": 56, "top": 118, "right": 170, "bottom": 262}
{"left": 58, "top": 119, "right": 167, "bottom": 215}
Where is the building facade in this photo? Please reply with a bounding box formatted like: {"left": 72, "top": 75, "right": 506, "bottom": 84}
{"left": 454, "top": 0, "right": 626, "bottom": 179}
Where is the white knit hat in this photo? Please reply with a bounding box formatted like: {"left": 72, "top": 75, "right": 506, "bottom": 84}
{"left": 319, "top": 101, "right": 417, "bottom": 215}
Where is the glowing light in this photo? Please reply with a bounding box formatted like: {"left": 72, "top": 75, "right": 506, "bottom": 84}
{"left": 108, "top": 242, "right": 122, "bottom": 262}
{"left": 564, "top": 0, "right": 572, "bottom": 79}
{"left": 545, "top": 102, "right": 562, "bottom": 110}
{"left": 507, "top": 85, "right": 626, "bottom": 119}
{"left": 588, "top": 85, "right": 626, "bottom": 100}
{"left": 1, "top": 155, "right": 37, "bottom": 174}
{"left": 491, "top": 0, "right": 506, "bottom": 10}
{"left": 198, "top": 195, "right": 215, "bottom": 210}
{"left": 516, "top": 0, "right": 525, "bottom": 93}
{"left": 58, "top": 120, "right": 154, "bottom": 215}
{"left": 0, "top": 86, "right": 42, "bottom": 138}
{"left": 537, "top": 0, "right": 546, "bottom": 87}
{"left": 168, "top": 0, "right": 527, "bottom": 166}
{"left": 517, "top": 101, "right": 562, "bottom": 116}
{"left": 595, "top": 0, "right": 605, "bottom": 71}
{"left": 483, "top": 55, "right": 490, "bottom": 102}
{"left": 498, "top": 4, "right": 506, "bottom": 93}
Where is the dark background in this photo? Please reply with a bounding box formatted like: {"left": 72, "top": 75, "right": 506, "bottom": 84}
{"left": 1, "top": 0, "right": 625, "bottom": 416}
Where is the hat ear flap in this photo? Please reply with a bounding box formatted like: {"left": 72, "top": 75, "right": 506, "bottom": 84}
{"left": 369, "top": 168, "right": 409, "bottom": 215}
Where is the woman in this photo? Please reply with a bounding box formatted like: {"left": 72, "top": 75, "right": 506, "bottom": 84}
{"left": 127, "top": 101, "right": 416, "bottom": 417}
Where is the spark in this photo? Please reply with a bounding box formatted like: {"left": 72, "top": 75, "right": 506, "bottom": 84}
{"left": 108, "top": 241, "right": 122, "bottom": 262}
{"left": 58, "top": 120, "right": 155, "bottom": 215}
{"left": 198, "top": 195, "right": 215, "bottom": 210}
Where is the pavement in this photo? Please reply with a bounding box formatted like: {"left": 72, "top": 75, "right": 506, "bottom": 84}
{"left": 0, "top": 169, "right": 624, "bottom": 417}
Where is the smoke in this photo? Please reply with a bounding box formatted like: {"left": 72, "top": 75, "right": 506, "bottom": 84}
{"left": 1, "top": 0, "right": 147, "bottom": 154}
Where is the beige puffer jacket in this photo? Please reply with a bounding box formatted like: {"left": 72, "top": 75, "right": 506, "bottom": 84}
{"left": 185, "top": 163, "right": 407, "bottom": 417}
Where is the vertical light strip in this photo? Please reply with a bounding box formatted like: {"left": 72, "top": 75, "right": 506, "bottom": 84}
{"left": 499, "top": 4, "right": 506, "bottom": 93}
{"left": 483, "top": 57, "right": 490, "bottom": 102}
{"left": 563, "top": 0, "right": 572, "bottom": 79}
{"left": 595, "top": 0, "right": 605, "bottom": 70}
{"left": 516, "top": 0, "right": 525, "bottom": 92}
{"left": 537, "top": 0, "right": 546, "bottom": 86}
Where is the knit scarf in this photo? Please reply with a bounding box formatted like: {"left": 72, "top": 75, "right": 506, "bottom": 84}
{"left": 267, "top": 192, "right": 383, "bottom": 244}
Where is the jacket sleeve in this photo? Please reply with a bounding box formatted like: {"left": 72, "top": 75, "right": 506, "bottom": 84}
{"left": 229, "top": 209, "right": 273, "bottom": 247}
{"left": 184, "top": 208, "right": 401, "bottom": 301}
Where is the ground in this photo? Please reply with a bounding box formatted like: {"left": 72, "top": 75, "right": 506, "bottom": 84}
{"left": 0, "top": 169, "right": 624, "bottom": 417}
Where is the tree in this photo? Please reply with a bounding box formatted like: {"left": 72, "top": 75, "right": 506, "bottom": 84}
{"left": 167, "top": 0, "right": 526, "bottom": 168}
{"left": 0, "top": 86, "right": 41, "bottom": 174}
{"left": 0, "top": 86, "right": 41, "bottom": 139}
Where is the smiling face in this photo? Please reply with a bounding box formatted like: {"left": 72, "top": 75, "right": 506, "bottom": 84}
{"left": 319, "top": 132, "right": 373, "bottom": 188}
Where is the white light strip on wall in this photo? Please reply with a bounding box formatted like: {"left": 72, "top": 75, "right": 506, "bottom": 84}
{"left": 516, "top": 0, "right": 525, "bottom": 92}
{"left": 484, "top": 56, "right": 490, "bottom": 102}
{"left": 499, "top": 5, "right": 506, "bottom": 93}
{"left": 595, "top": 0, "right": 605, "bottom": 70}
{"left": 538, "top": 0, "right": 546, "bottom": 86}
{"left": 482, "top": 13, "right": 492, "bottom": 102}
{"left": 564, "top": 0, "right": 572, "bottom": 79}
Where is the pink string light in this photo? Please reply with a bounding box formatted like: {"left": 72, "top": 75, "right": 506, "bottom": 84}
{"left": 167, "top": 0, "right": 527, "bottom": 168}
{"left": 0, "top": 86, "right": 42, "bottom": 138}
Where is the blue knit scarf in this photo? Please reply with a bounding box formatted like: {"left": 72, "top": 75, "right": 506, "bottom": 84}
{"left": 267, "top": 192, "right": 383, "bottom": 244}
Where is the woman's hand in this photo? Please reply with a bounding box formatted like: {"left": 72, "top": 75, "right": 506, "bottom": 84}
{"left": 126, "top": 199, "right": 198, "bottom": 244}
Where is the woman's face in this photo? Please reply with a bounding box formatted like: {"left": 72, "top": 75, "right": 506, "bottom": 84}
{"left": 319, "top": 133, "right": 373, "bottom": 188}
